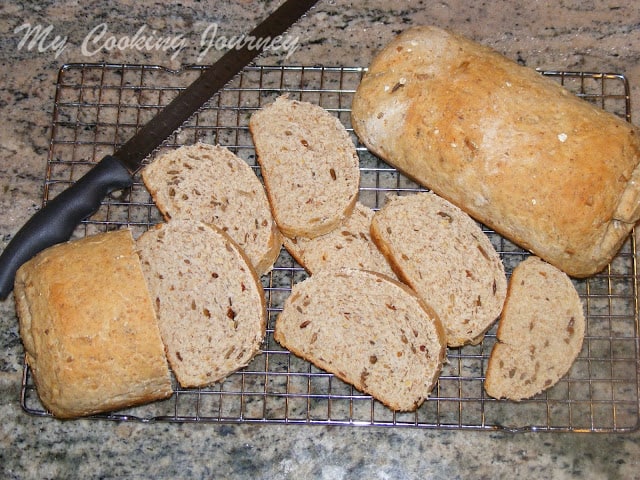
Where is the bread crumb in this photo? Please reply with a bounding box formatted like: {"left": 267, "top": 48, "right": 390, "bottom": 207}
{"left": 557, "top": 133, "right": 568, "bottom": 142}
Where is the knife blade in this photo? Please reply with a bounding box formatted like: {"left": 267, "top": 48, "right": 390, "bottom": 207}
{"left": 0, "top": 0, "right": 318, "bottom": 299}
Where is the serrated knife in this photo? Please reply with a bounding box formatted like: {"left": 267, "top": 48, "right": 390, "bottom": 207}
{"left": 0, "top": 0, "right": 319, "bottom": 299}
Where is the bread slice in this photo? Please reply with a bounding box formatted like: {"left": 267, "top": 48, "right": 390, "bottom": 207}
{"left": 14, "top": 229, "right": 173, "bottom": 418}
{"left": 484, "top": 256, "right": 586, "bottom": 401}
{"left": 141, "top": 142, "right": 282, "bottom": 276}
{"left": 274, "top": 268, "right": 446, "bottom": 411}
{"left": 370, "top": 192, "right": 507, "bottom": 347}
{"left": 282, "top": 202, "right": 396, "bottom": 278}
{"left": 249, "top": 95, "right": 360, "bottom": 239}
{"left": 136, "top": 220, "right": 267, "bottom": 388}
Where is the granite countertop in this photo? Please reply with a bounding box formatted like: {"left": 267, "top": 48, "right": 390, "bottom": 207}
{"left": 2, "top": 1, "right": 640, "bottom": 478}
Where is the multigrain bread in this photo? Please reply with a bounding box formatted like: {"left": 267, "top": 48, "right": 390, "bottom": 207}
{"left": 249, "top": 95, "right": 360, "bottom": 239}
{"left": 141, "top": 143, "right": 282, "bottom": 276}
{"left": 484, "top": 256, "right": 586, "bottom": 401}
{"left": 274, "top": 268, "right": 446, "bottom": 411}
{"left": 370, "top": 192, "right": 507, "bottom": 347}
{"left": 136, "top": 220, "right": 267, "bottom": 388}
{"left": 14, "top": 229, "right": 173, "bottom": 419}
{"left": 351, "top": 26, "right": 640, "bottom": 277}
{"left": 282, "top": 202, "right": 396, "bottom": 277}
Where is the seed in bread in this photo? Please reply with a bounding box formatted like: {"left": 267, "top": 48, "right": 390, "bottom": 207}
{"left": 14, "top": 229, "right": 173, "bottom": 419}
{"left": 274, "top": 268, "right": 446, "bottom": 412}
{"left": 249, "top": 95, "right": 360, "bottom": 239}
{"left": 484, "top": 256, "right": 585, "bottom": 401}
{"left": 370, "top": 192, "right": 507, "bottom": 347}
{"left": 141, "top": 143, "right": 282, "bottom": 276}
{"left": 136, "top": 220, "right": 267, "bottom": 388}
{"left": 282, "top": 202, "right": 396, "bottom": 277}
{"left": 351, "top": 26, "right": 640, "bottom": 277}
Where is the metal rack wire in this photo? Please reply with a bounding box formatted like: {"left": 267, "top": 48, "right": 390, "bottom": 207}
{"left": 20, "top": 63, "right": 639, "bottom": 432}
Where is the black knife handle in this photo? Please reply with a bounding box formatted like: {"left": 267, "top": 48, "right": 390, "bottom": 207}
{"left": 0, "top": 155, "right": 133, "bottom": 300}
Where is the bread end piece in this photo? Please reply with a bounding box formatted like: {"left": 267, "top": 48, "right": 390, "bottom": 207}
{"left": 14, "top": 229, "right": 173, "bottom": 419}
{"left": 484, "top": 256, "right": 585, "bottom": 401}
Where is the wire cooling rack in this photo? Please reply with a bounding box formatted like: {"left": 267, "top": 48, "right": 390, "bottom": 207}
{"left": 20, "top": 63, "right": 639, "bottom": 432}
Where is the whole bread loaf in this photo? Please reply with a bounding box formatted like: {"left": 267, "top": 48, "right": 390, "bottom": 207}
{"left": 370, "top": 192, "right": 507, "bottom": 347}
{"left": 14, "top": 230, "right": 173, "bottom": 418}
{"left": 136, "top": 220, "right": 267, "bottom": 388}
{"left": 274, "top": 268, "right": 446, "bottom": 411}
{"left": 351, "top": 26, "right": 640, "bottom": 277}
{"left": 249, "top": 96, "right": 360, "bottom": 239}
{"left": 142, "top": 143, "right": 282, "bottom": 276}
{"left": 484, "top": 256, "right": 585, "bottom": 401}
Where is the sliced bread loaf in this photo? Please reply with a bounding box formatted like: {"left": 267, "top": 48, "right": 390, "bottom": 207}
{"left": 141, "top": 142, "right": 282, "bottom": 276}
{"left": 249, "top": 95, "right": 360, "bottom": 239}
{"left": 282, "top": 202, "right": 396, "bottom": 278}
{"left": 370, "top": 192, "right": 507, "bottom": 347}
{"left": 136, "top": 220, "right": 267, "bottom": 388}
{"left": 274, "top": 268, "right": 446, "bottom": 411}
{"left": 484, "top": 256, "right": 585, "bottom": 401}
{"left": 14, "top": 229, "right": 173, "bottom": 418}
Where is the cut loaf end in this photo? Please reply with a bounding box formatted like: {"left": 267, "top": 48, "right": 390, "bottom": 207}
{"left": 14, "top": 229, "right": 173, "bottom": 418}
{"left": 484, "top": 256, "right": 586, "bottom": 401}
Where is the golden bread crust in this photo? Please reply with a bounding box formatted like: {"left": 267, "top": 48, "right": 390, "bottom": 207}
{"left": 14, "top": 230, "right": 173, "bottom": 418}
{"left": 352, "top": 26, "right": 640, "bottom": 277}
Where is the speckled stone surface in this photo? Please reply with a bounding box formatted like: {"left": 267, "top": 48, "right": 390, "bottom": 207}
{"left": 1, "top": 1, "right": 640, "bottom": 478}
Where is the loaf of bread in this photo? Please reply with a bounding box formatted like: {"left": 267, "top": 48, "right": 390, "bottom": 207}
{"left": 351, "top": 26, "right": 640, "bottom": 277}
{"left": 484, "top": 256, "right": 585, "bottom": 401}
{"left": 282, "top": 202, "right": 396, "bottom": 277}
{"left": 274, "top": 268, "right": 446, "bottom": 411}
{"left": 14, "top": 229, "right": 173, "bottom": 418}
{"left": 249, "top": 96, "right": 360, "bottom": 239}
{"left": 136, "top": 220, "right": 267, "bottom": 388}
{"left": 370, "top": 192, "right": 507, "bottom": 347}
{"left": 142, "top": 143, "right": 282, "bottom": 276}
